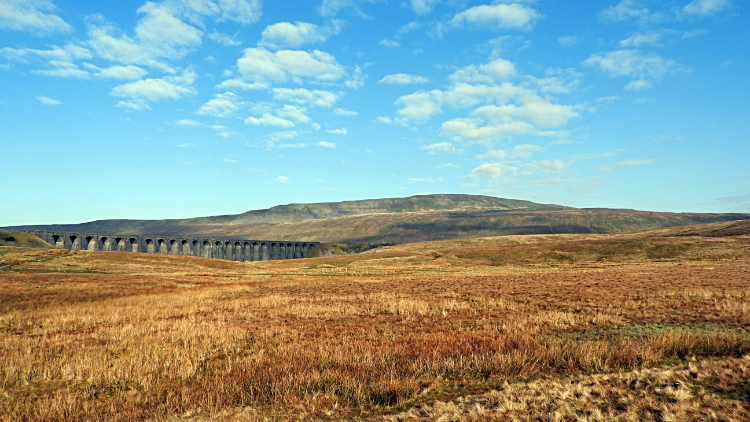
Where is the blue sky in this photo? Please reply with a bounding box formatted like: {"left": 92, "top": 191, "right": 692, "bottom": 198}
{"left": 1, "top": 0, "right": 748, "bottom": 225}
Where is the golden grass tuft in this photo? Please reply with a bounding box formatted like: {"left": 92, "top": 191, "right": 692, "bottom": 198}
{"left": 0, "top": 233, "right": 749, "bottom": 421}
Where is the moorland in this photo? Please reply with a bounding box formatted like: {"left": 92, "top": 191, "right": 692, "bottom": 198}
{"left": 6, "top": 194, "right": 750, "bottom": 244}
{"left": 1, "top": 219, "right": 750, "bottom": 421}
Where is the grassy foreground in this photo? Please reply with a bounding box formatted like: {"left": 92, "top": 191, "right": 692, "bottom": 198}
{"left": 1, "top": 230, "right": 749, "bottom": 421}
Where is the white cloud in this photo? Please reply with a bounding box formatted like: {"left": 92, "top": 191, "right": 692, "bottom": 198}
{"left": 259, "top": 21, "right": 340, "bottom": 49}
{"left": 379, "top": 73, "right": 429, "bottom": 84}
{"left": 439, "top": 82, "right": 519, "bottom": 110}
{"left": 197, "top": 92, "right": 242, "bottom": 117}
{"left": 86, "top": 3, "right": 203, "bottom": 71}
{"left": 214, "top": 0, "right": 262, "bottom": 24}
{"left": 384, "top": 56, "right": 580, "bottom": 149}
{"left": 318, "top": 141, "right": 337, "bottom": 148}
{"left": 618, "top": 158, "right": 655, "bottom": 167}
{"left": 436, "top": 163, "right": 459, "bottom": 169}
{"left": 223, "top": 158, "right": 238, "bottom": 163}
{"left": 405, "top": 0, "right": 441, "bottom": 15}
{"left": 0, "top": 44, "right": 91, "bottom": 63}
{"left": 212, "top": 125, "right": 233, "bottom": 138}
{"left": 318, "top": 0, "right": 378, "bottom": 17}
{"left": 449, "top": 58, "right": 516, "bottom": 84}
{"left": 0, "top": 0, "right": 72, "bottom": 34}
{"left": 473, "top": 99, "right": 578, "bottom": 129}
{"left": 528, "top": 68, "right": 582, "bottom": 95}
{"left": 111, "top": 69, "right": 196, "bottom": 102}
{"left": 408, "top": 177, "right": 441, "bottom": 183}
{"left": 395, "top": 89, "right": 443, "bottom": 120}
{"left": 420, "top": 142, "right": 460, "bottom": 154}
{"left": 620, "top": 31, "right": 662, "bottom": 47}
{"left": 558, "top": 35, "right": 579, "bottom": 46}
{"left": 450, "top": 3, "right": 541, "bottom": 31}
{"left": 398, "top": 21, "right": 422, "bottom": 34}
{"left": 476, "top": 149, "right": 506, "bottom": 160}
{"left": 278, "top": 143, "right": 306, "bottom": 148}
{"left": 1, "top": 45, "right": 95, "bottom": 79}
{"left": 375, "top": 116, "right": 407, "bottom": 125}
{"left": 379, "top": 39, "right": 401, "bottom": 48}
{"left": 215, "top": 78, "right": 267, "bottom": 91}
{"left": 278, "top": 104, "right": 311, "bottom": 123}
{"left": 683, "top": 29, "right": 709, "bottom": 38}
{"left": 116, "top": 100, "right": 150, "bottom": 111}
{"left": 245, "top": 113, "right": 295, "bottom": 128}
{"left": 624, "top": 79, "right": 653, "bottom": 91}
{"left": 439, "top": 117, "right": 532, "bottom": 145}
{"left": 524, "top": 159, "right": 566, "bottom": 174}
{"left": 208, "top": 31, "right": 241, "bottom": 46}
{"left": 272, "top": 175, "right": 289, "bottom": 183}
{"left": 268, "top": 130, "right": 298, "bottom": 141}
{"left": 96, "top": 65, "right": 148, "bottom": 80}
{"left": 326, "top": 128, "right": 347, "bottom": 135}
{"left": 237, "top": 47, "right": 346, "bottom": 83}
{"left": 272, "top": 88, "right": 339, "bottom": 108}
{"left": 469, "top": 163, "right": 505, "bottom": 180}
{"left": 511, "top": 144, "right": 542, "bottom": 159}
{"left": 681, "top": 0, "right": 730, "bottom": 17}
{"left": 31, "top": 60, "right": 90, "bottom": 78}
{"left": 599, "top": 0, "right": 665, "bottom": 24}
{"left": 345, "top": 64, "right": 365, "bottom": 89}
{"left": 176, "top": 119, "right": 201, "bottom": 127}
{"left": 584, "top": 49, "right": 689, "bottom": 88}
{"left": 36, "top": 95, "right": 60, "bottom": 105}
{"left": 333, "top": 107, "right": 357, "bottom": 117}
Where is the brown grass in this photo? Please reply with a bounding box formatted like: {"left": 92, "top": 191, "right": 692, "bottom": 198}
{"left": 385, "top": 356, "right": 750, "bottom": 421}
{"left": 0, "top": 232, "right": 749, "bottom": 421}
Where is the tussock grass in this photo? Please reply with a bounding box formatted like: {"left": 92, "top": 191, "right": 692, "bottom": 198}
{"left": 0, "top": 233, "right": 749, "bottom": 421}
{"left": 386, "top": 356, "right": 750, "bottom": 421}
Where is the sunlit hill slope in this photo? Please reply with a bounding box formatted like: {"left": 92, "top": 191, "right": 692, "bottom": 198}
{"left": 6, "top": 194, "right": 749, "bottom": 244}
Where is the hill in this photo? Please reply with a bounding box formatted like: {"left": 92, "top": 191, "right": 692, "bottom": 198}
{"left": 4, "top": 194, "right": 749, "bottom": 244}
{"left": 638, "top": 218, "right": 750, "bottom": 237}
{"left": 0, "top": 230, "right": 50, "bottom": 248}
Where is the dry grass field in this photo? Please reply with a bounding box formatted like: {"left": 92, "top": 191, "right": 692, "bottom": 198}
{"left": 1, "top": 227, "right": 749, "bottom": 421}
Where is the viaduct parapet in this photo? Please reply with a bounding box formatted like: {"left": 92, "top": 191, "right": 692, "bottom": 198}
{"left": 29, "top": 230, "right": 318, "bottom": 262}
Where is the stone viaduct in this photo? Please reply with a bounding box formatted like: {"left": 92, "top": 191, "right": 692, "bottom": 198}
{"left": 29, "top": 230, "right": 318, "bottom": 262}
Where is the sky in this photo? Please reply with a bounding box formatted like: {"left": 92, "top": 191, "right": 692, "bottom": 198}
{"left": 1, "top": 0, "right": 748, "bottom": 225}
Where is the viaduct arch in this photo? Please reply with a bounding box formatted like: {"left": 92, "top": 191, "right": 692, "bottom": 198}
{"left": 28, "top": 230, "right": 318, "bottom": 262}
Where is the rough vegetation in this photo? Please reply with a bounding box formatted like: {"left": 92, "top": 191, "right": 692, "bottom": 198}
{"left": 0, "top": 230, "right": 49, "bottom": 249}
{"left": 1, "top": 224, "right": 749, "bottom": 421}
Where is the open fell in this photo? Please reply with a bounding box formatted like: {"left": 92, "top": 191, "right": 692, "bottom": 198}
{"left": 1, "top": 227, "right": 750, "bottom": 421}
{"left": 0, "top": 230, "right": 50, "bottom": 249}
{"left": 6, "top": 194, "right": 749, "bottom": 244}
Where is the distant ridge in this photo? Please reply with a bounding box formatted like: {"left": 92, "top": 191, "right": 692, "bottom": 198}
{"left": 227, "top": 194, "right": 571, "bottom": 224}
{"left": 3, "top": 194, "right": 570, "bottom": 233}
{"left": 4, "top": 194, "right": 749, "bottom": 244}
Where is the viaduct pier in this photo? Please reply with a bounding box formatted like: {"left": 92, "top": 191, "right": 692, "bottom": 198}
{"left": 29, "top": 230, "right": 318, "bottom": 262}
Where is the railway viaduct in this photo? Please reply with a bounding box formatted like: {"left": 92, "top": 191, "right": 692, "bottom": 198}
{"left": 28, "top": 230, "right": 318, "bottom": 262}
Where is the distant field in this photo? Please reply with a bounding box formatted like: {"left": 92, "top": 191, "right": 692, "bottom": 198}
{"left": 1, "top": 226, "right": 749, "bottom": 421}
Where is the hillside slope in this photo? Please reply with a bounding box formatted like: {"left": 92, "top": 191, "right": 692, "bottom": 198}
{"left": 0, "top": 230, "right": 49, "bottom": 248}
{"left": 4, "top": 194, "right": 749, "bottom": 244}
{"left": 4, "top": 194, "right": 568, "bottom": 234}
{"left": 177, "top": 208, "right": 750, "bottom": 243}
